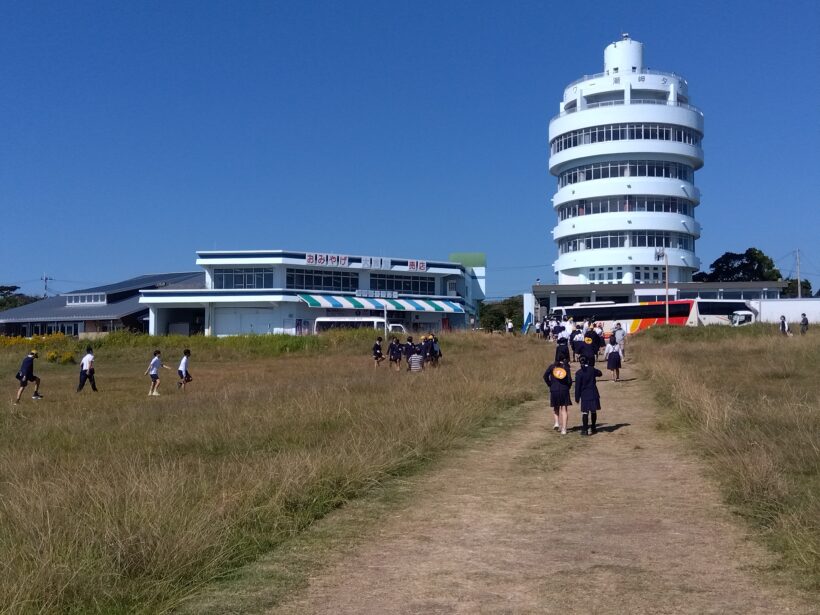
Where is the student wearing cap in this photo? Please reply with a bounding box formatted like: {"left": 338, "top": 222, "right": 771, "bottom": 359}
{"left": 14, "top": 349, "right": 43, "bottom": 404}
{"left": 77, "top": 346, "right": 98, "bottom": 392}
{"left": 575, "top": 355, "right": 603, "bottom": 436}
{"left": 544, "top": 358, "right": 572, "bottom": 435}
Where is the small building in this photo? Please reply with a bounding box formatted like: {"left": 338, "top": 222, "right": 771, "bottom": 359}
{"left": 0, "top": 272, "right": 202, "bottom": 337}
{"left": 139, "top": 250, "right": 486, "bottom": 336}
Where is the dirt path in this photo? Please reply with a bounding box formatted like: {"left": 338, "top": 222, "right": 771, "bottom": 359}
{"left": 253, "top": 362, "right": 812, "bottom": 614}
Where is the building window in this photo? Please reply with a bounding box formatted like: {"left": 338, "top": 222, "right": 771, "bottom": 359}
{"left": 370, "top": 273, "right": 435, "bottom": 295}
{"left": 214, "top": 268, "right": 274, "bottom": 289}
{"left": 558, "top": 160, "right": 694, "bottom": 188}
{"left": 550, "top": 122, "right": 702, "bottom": 155}
{"left": 286, "top": 268, "right": 358, "bottom": 292}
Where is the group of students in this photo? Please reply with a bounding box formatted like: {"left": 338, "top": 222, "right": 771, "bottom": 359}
{"left": 541, "top": 319, "right": 629, "bottom": 436}
{"left": 12, "top": 346, "right": 193, "bottom": 405}
{"left": 372, "top": 334, "right": 442, "bottom": 372}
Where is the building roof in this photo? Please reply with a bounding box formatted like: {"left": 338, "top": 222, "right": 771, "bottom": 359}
{"left": 67, "top": 272, "right": 201, "bottom": 295}
{"left": 0, "top": 272, "right": 201, "bottom": 323}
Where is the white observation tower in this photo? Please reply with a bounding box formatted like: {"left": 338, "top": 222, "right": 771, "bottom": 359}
{"left": 549, "top": 35, "right": 703, "bottom": 285}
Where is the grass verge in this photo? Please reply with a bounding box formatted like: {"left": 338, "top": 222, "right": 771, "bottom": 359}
{"left": 634, "top": 324, "right": 820, "bottom": 590}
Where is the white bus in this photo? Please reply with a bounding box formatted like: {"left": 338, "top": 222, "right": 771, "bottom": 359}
{"left": 313, "top": 317, "right": 407, "bottom": 334}
{"left": 549, "top": 299, "right": 751, "bottom": 336}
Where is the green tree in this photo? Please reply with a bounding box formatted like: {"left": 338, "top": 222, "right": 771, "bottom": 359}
{"left": 478, "top": 295, "right": 524, "bottom": 331}
{"left": 692, "top": 247, "right": 781, "bottom": 282}
{"left": 782, "top": 278, "right": 812, "bottom": 298}
{"left": 0, "top": 285, "right": 39, "bottom": 312}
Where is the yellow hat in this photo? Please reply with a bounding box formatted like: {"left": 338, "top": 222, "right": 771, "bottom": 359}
{"left": 30, "top": 349, "right": 38, "bottom": 357}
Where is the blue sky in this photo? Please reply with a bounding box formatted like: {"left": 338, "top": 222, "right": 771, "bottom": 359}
{"left": 2, "top": 0, "right": 818, "bottom": 298}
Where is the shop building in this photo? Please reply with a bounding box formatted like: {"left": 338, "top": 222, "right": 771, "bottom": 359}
{"left": 139, "top": 250, "right": 486, "bottom": 336}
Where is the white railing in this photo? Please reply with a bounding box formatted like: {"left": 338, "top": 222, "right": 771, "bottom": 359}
{"left": 553, "top": 98, "right": 702, "bottom": 120}
{"left": 565, "top": 68, "right": 684, "bottom": 90}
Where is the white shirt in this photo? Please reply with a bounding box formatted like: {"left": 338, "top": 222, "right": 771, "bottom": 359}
{"left": 179, "top": 356, "right": 189, "bottom": 372}
{"left": 605, "top": 343, "right": 622, "bottom": 358}
{"left": 149, "top": 356, "right": 162, "bottom": 375}
{"left": 81, "top": 353, "right": 94, "bottom": 371}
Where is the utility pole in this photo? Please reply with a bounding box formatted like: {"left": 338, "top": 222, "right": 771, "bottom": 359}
{"left": 656, "top": 248, "right": 669, "bottom": 325}
{"left": 796, "top": 249, "right": 802, "bottom": 298}
{"left": 40, "top": 274, "right": 52, "bottom": 298}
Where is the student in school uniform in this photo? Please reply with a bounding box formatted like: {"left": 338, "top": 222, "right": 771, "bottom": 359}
{"left": 554, "top": 336, "right": 570, "bottom": 364}
{"left": 604, "top": 337, "right": 623, "bottom": 382}
{"left": 144, "top": 350, "right": 171, "bottom": 396}
{"left": 575, "top": 355, "right": 603, "bottom": 436}
{"left": 579, "top": 331, "right": 598, "bottom": 368}
{"left": 77, "top": 346, "right": 98, "bottom": 392}
{"left": 429, "top": 334, "right": 442, "bottom": 368}
{"left": 177, "top": 349, "right": 193, "bottom": 390}
{"left": 372, "top": 336, "right": 385, "bottom": 367}
{"left": 544, "top": 358, "right": 572, "bottom": 435}
{"left": 571, "top": 326, "right": 584, "bottom": 362}
{"left": 403, "top": 336, "right": 416, "bottom": 363}
{"left": 387, "top": 336, "right": 403, "bottom": 371}
{"left": 14, "top": 350, "right": 43, "bottom": 405}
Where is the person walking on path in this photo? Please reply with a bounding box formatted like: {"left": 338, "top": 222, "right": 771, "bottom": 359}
{"left": 575, "top": 355, "right": 602, "bottom": 436}
{"left": 614, "top": 322, "right": 627, "bottom": 359}
{"left": 77, "top": 346, "right": 98, "bottom": 392}
{"left": 177, "top": 349, "right": 192, "bottom": 390}
{"left": 554, "top": 336, "right": 570, "bottom": 364}
{"left": 779, "top": 315, "right": 791, "bottom": 336}
{"left": 800, "top": 313, "right": 809, "bottom": 335}
{"left": 144, "top": 350, "right": 170, "bottom": 396}
{"left": 14, "top": 349, "right": 43, "bottom": 405}
{"left": 372, "top": 336, "right": 385, "bottom": 367}
{"left": 604, "top": 338, "right": 623, "bottom": 382}
{"left": 544, "top": 358, "right": 572, "bottom": 435}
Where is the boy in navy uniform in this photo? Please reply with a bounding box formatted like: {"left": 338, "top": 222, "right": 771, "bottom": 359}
{"left": 578, "top": 331, "right": 598, "bottom": 367}
{"left": 14, "top": 350, "right": 43, "bottom": 404}
{"left": 544, "top": 358, "right": 572, "bottom": 434}
{"left": 574, "top": 355, "right": 602, "bottom": 436}
{"left": 372, "top": 336, "right": 385, "bottom": 367}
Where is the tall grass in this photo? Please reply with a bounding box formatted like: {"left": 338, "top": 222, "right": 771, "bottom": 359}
{"left": 635, "top": 325, "right": 820, "bottom": 589}
{"left": 0, "top": 331, "right": 547, "bottom": 613}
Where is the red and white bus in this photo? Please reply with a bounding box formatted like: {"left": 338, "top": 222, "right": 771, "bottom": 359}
{"left": 549, "top": 299, "right": 751, "bottom": 337}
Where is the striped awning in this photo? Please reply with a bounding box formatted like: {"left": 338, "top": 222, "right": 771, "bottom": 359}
{"left": 298, "top": 294, "right": 464, "bottom": 313}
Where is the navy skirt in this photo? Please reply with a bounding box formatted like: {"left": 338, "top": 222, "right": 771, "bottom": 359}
{"left": 580, "top": 396, "right": 601, "bottom": 413}
{"left": 550, "top": 389, "right": 572, "bottom": 407}
{"left": 607, "top": 354, "right": 622, "bottom": 369}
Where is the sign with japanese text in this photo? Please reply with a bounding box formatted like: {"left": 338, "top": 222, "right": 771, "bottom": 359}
{"left": 361, "top": 256, "right": 391, "bottom": 270}
{"left": 407, "top": 260, "right": 427, "bottom": 272}
{"left": 356, "top": 290, "right": 399, "bottom": 299}
{"left": 306, "top": 253, "right": 349, "bottom": 267}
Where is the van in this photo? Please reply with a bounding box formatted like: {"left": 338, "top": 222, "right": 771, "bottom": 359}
{"left": 313, "top": 317, "right": 407, "bottom": 334}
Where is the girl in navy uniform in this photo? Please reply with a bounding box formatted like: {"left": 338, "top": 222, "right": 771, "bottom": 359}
{"left": 554, "top": 337, "right": 570, "bottom": 364}
{"left": 388, "top": 336, "right": 403, "bottom": 371}
{"left": 574, "top": 355, "right": 602, "bottom": 436}
{"left": 372, "top": 336, "right": 385, "bottom": 367}
{"left": 604, "top": 337, "right": 623, "bottom": 381}
{"left": 544, "top": 359, "right": 572, "bottom": 434}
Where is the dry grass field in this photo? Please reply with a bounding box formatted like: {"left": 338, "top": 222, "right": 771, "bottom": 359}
{"left": 635, "top": 324, "right": 820, "bottom": 589}
{"left": 0, "top": 331, "right": 545, "bottom": 614}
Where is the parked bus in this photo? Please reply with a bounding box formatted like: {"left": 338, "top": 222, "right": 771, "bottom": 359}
{"left": 313, "top": 317, "right": 407, "bottom": 334}
{"left": 549, "top": 299, "right": 750, "bottom": 336}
